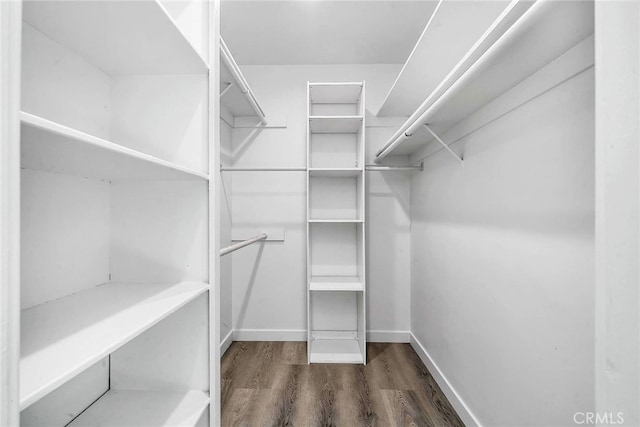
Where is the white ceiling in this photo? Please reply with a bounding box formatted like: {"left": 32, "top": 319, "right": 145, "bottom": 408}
{"left": 221, "top": 0, "right": 438, "bottom": 65}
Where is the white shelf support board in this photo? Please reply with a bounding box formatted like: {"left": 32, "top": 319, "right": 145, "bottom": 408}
{"left": 20, "top": 282, "right": 208, "bottom": 409}
{"left": 309, "top": 337, "right": 363, "bottom": 364}
{"left": 22, "top": 0, "right": 208, "bottom": 74}
{"left": 309, "top": 116, "right": 363, "bottom": 133}
{"left": 20, "top": 112, "right": 208, "bottom": 181}
{"left": 67, "top": 390, "right": 209, "bottom": 427}
{"left": 309, "top": 82, "right": 363, "bottom": 104}
{"left": 310, "top": 277, "right": 363, "bottom": 292}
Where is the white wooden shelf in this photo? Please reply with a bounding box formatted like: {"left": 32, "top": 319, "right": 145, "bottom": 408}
{"left": 309, "top": 338, "right": 363, "bottom": 364}
{"left": 308, "top": 219, "right": 363, "bottom": 223}
{"left": 20, "top": 282, "right": 208, "bottom": 409}
{"left": 68, "top": 390, "right": 209, "bottom": 427}
{"left": 309, "top": 83, "right": 363, "bottom": 104}
{"left": 309, "top": 116, "right": 363, "bottom": 134}
{"left": 309, "top": 168, "right": 362, "bottom": 177}
{"left": 378, "top": 1, "right": 518, "bottom": 116}
{"left": 22, "top": 0, "right": 208, "bottom": 75}
{"left": 220, "top": 37, "right": 266, "bottom": 122}
{"left": 20, "top": 112, "right": 208, "bottom": 181}
{"left": 310, "top": 277, "right": 363, "bottom": 292}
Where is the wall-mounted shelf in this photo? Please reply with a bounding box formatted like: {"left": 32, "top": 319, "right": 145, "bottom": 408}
{"left": 309, "top": 82, "right": 363, "bottom": 104}
{"left": 309, "top": 338, "right": 363, "bottom": 364}
{"left": 310, "top": 276, "right": 364, "bottom": 292}
{"left": 67, "top": 390, "right": 209, "bottom": 427}
{"left": 309, "top": 116, "right": 363, "bottom": 133}
{"left": 20, "top": 282, "right": 208, "bottom": 410}
{"left": 220, "top": 37, "right": 266, "bottom": 125}
{"left": 375, "top": 0, "right": 594, "bottom": 162}
{"left": 20, "top": 113, "right": 209, "bottom": 181}
{"left": 308, "top": 219, "right": 364, "bottom": 223}
{"left": 378, "top": 1, "right": 518, "bottom": 116}
{"left": 22, "top": 0, "right": 208, "bottom": 75}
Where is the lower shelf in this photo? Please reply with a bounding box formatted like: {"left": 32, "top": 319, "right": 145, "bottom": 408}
{"left": 68, "top": 390, "right": 209, "bottom": 426}
{"left": 20, "top": 281, "right": 209, "bottom": 409}
{"left": 309, "top": 276, "right": 363, "bottom": 291}
{"left": 309, "top": 338, "right": 363, "bottom": 364}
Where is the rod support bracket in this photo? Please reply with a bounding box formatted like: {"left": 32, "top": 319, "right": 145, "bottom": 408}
{"left": 423, "top": 124, "right": 464, "bottom": 166}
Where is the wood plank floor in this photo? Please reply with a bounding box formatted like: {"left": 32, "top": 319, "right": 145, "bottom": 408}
{"left": 221, "top": 342, "right": 465, "bottom": 427}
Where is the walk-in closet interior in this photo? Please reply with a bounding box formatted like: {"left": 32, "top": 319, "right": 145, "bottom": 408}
{"left": 1, "top": 0, "right": 638, "bottom": 426}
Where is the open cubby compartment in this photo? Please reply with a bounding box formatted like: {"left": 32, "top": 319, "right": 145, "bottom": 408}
{"left": 308, "top": 130, "right": 365, "bottom": 168}
{"left": 21, "top": 295, "right": 210, "bottom": 427}
{"left": 308, "top": 291, "right": 365, "bottom": 364}
{"left": 21, "top": 5, "right": 209, "bottom": 176}
{"left": 19, "top": 168, "right": 209, "bottom": 425}
{"left": 309, "top": 82, "right": 364, "bottom": 116}
{"left": 309, "top": 222, "right": 365, "bottom": 291}
{"left": 309, "top": 171, "right": 364, "bottom": 221}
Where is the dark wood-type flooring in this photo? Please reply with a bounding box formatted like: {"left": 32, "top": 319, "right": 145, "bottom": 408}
{"left": 221, "top": 342, "right": 465, "bottom": 427}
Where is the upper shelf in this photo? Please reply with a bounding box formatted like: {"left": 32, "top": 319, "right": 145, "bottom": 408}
{"left": 309, "top": 116, "right": 363, "bottom": 134}
{"left": 220, "top": 37, "right": 266, "bottom": 124}
{"left": 309, "top": 83, "right": 363, "bottom": 104}
{"left": 22, "top": 0, "right": 208, "bottom": 75}
{"left": 378, "top": 0, "right": 515, "bottom": 116}
{"left": 21, "top": 112, "right": 208, "bottom": 181}
{"left": 375, "top": 0, "right": 594, "bottom": 160}
{"left": 20, "top": 281, "right": 208, "bottom": 409}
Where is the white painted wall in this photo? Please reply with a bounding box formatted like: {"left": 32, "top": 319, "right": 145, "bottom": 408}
{"left": 229, "top": 65, "right": 411, "bottom": 341}
{"left": 594, "top": 2, "right": 640, "bottom": 425}
{"left": 410, "top": 64, "right": 595, "bottom": 426}
{"left": 21, "top": 170, "right": 110, "bottom": 309}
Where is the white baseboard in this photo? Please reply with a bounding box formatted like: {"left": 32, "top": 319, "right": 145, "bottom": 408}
{"left": 367, "top": 330, "right": 410, "bottom": 343}
{"left": 233, "top": 329, "right": 307, "bottom": 341}
{"left": 410, "top": 333, "right": 481, "bottom": 427}
{"left": 231, "top": 329, "right": 411, "bottom": 343}
{"left": 220, "top": 330, "right": 233, "bottom": 356}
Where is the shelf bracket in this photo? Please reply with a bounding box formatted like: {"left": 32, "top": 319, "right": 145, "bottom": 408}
{"left": 423, "top": 124, "right": 463, "bottom": 166}
{"left": 220, "top": 83, "right": 233, "bottom": 99}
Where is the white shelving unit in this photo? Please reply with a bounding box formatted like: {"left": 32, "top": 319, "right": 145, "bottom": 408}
{"left": 11, "top": 1, "right": 217, "bottom": 425}
{"left": 306, "top": 82, "right": 366, "bottom": 365}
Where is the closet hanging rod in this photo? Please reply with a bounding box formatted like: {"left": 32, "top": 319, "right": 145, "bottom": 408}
{"left": 220, "top": 37, "right": 267, "bottom": 125}
{"left": 220, "top": 165, "right": 423, "bottom": 172}
{"left": 220, "top": 233, "right": 268, "bottom": 256}
{"left": 374, "top": 0, "right": 544, "bottom": 163}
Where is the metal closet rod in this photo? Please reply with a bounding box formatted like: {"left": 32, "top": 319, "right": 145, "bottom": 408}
{"left": 374, "top": 0, "right": 544, "bottom": 163}
{"left": 220, "top": 233, "right": 268, "bottom": 256}
{"left": 220, "top": 164, "right": 423, "bottom": 172}
{"left": 220, "top": 37, "right": 267, "bottom": 125}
